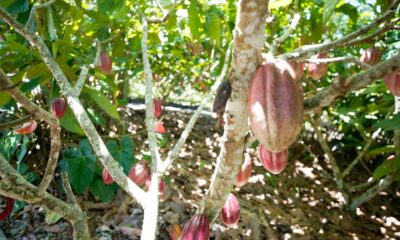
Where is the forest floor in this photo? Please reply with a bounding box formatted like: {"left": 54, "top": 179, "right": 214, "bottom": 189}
{"left": 1, "top": 105, "right": 400, "bottom": 239}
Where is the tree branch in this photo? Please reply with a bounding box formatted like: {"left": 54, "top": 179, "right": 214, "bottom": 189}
{"left": 270, "top": 13, "right": 300, "bottom": 55}
{"left": 0, "top": 115, "right": 33, "bottom": 131}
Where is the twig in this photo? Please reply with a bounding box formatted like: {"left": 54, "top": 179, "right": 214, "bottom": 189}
{"left": 147, "top": 1, "right": 178, "bottom": 24}
{"left": 74, "top": 67, "right": 88, "bottom": 95}
{"left": 61, "top": 171, "right": 78, "bottom": 204}
{"left": 0, "top": 115, "right": 33, "bottom": 131}
{"left": 304, "top": 56, "right": 371, "bottom": 69}
{"left": 25, "top": 0, "right": 56, "bottom": 31}
{"left": 270, "top": 13, "right": 300, "bottom": 55}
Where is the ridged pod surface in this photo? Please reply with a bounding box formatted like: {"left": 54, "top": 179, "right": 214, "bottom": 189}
{"left": 307, "top": 53, "right": 328, "bottom": 80}
{"left": 51, "top": 98, "right": 67, "bottom": 118}
{"left": 99, "top": 52, "right": 112, "bottom": 75}
{"left": 220, "top": 193, "right": 240, "bottom": 227}
{"left": 259, "top": 144, "right": 288, "bottom": 174}
{"left": 128, "top": 161, "right": 150, "bottom": 186}
{"left": 383, "top": 69, "right": 400, "bottom": 96}
{"left": 181, "top": 214, "right": 210, "bottom": 240}
{"left": 102, "top": 169, "right": 114, "bottom": 185}
{"left": 234, "top": 153, "right": 252, "bottom": 187}
{"left": 360, "top": 47, "right": 382, "bottom": 66}
{"left": 248, "top": 59, "right": 304, "bottom": 152}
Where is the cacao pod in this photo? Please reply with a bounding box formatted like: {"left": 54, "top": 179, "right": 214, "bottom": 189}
{"left": 212, "top": 80, "right": 232, "bottom": 113}
{"left": 248, "top": 59, "right": 304, "bottom": 152}
{"left": 0, "top": 197, "right": 14, "bottom": 221}
{"left": 155, "top": 121, "right": 167, "bottom": 134}
{"left": 383, "top": 69, "right": 400, "bottom": 96}
{"left": 234, "top": 153, "right": 252, "bottom": 187}
{"left": 102, "top": 168, "right": 114, "bottom": 185}
{"left": 259, "top": 144, "right": 288, "bottom": 174}
{"left": 181, "top": 214, "right": 210, "bottom": 240}
{"left": 307, "top": 53, "right": 328, "bottom": 80}
{"left": 169, "top": 224, "right": 182, "bottom": 240}
{"left": 14, "top": 120, "right": 38, "bottom": 135}
{"left": 360, "top": 47, "right": 382, "bottom": 66}
{"left": 145, "top": 176, "right": 165, "bottom": 193}
{"left": 128, "top": 161, "right": 150, "bottom": 186}
{"left": 153, "top": 98, "right": 162, "bottom": 118}
{"left": 99, "top": 52, "right": 112, "bottom": 75}
{"left": 51, "top": 97, "right": 67, "bottom": 118}
{"left": 220, "top": 193, "right": 240, "bottom": 227}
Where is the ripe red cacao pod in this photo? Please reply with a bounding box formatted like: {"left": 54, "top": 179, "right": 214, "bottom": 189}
{"left": 383, "top": 69, "right": 400, "bottom": 96}
{"left": 102, "top": 168, "right": 114, "bottom": 185}
{"left": 307, "top": 53, "right": 328, "bottom": 80}
{"left": 220, "top": 193, "right": 240, "bottom": 227}
{"left": 51, "top": 97, "right": 67, "bottom": 118}
{"left": 145, "top": 176, "right": 165, "bottom": 193}
{"left": 360, "top": 47, "right": 382, "bottom": 66}
{"left": 14, "top": 120, "right": 38, "bottom": 135}
{"left": 169, "top": 224, "right": 182, "bottom": 240}
{"left": 0, "top": 197, "right": 14, "bottom": 220}
{"left": 248, "top": 59, "right": 304, "bottom": 152}
{"left": 128, "top": 161, "right": 150, "bottom": 186}
{"left": 155, "top": 121, "right": 167, "bottom": 134}
{"left": 234, "top": 154, "right": 252, "bottom": 187}
{"left": 181, "top": 214, "right": 210, "bottom": 240}
{"left": 99, "top": 52, "right": 112, "bottom": 75}
{"left": 153, "top": 98, "right": 162, "bottom": 118}
{"left": 259, "top": 144, "right": 288, "bottom": 174}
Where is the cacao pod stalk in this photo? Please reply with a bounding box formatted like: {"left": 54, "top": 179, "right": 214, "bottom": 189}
{"left": 307, "top": 53, "right": 328, "bottom": 80}
{"left": 51, "top": 97, "right": 67, "bottom": 118}
{"left": 220, "top": 193, "right": 240, "bottom": 227}
{"left": 259, "top": 144, "right": 288, "bottom": 174}
{"left": 181, "top": 214, "right": 210, "bottom": 240}
{"left": 14, "top": 120, "right": 38, "bottom": 135}
{"left": 383, "top": 69, "right": 400, "bottom": 96}
{"left": 0, "top": 197, "right": 14, "bottom": 221}
{"left": 128, "top": 161, "right": 150, "bottom": 186}
{"left": 234, "top": 153, "right": 252, "bottom": 187}
{"left": 98, "top": 52, "right": 112, "bottom": 75}
{"left": 248, "top": 59, "right": 304, "bottom": 152}
{"left": 102, "top": 168, "right": 114, "bottom": 185}
{"left": 360, "top": 47, "right": 382, "bottom": 67}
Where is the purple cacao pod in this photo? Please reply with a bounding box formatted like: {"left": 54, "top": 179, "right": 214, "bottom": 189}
{"left": 102, "top": 168, "right": 114, "bottom": 185}
{"left": 128, "top": 161, "right": 150, "bottom": 186}
{"left": 181, "top": 214, "right": 210, "bottom": 240}
{"left": 99, "top": 52, "right": 112, "bottom": 75}
{"left": 383, "top": 69, "right": 400, "bottom": 96}
{"left": 259, "top": 144, "right": 288, "bottom": 174}
{"left": 51, "top": 97, "right": 67, "bottom": 118}
{"left": 360, "top": 47, "right": 382, "bottom": 66}
{"left": 234, "top": 154, "right": 252, "bottom": 187}
{"left": 153, "top": 98, "right": 162, "bottom": 118}
{"left": 248, "top": 59, "right": 304, "bottom": 152}
{"left": 220, "top": 193, "right": 240, "bottom": 227}
{"left": 307, "top": 53, "right": 328, "bottom": 80}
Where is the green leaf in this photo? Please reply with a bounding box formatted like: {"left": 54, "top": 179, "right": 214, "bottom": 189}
{"left": 6, "top": 0, "right": 29, "bottom": 14}
{"left": 45, "top": 211, "right": 62, "bottom": 225}
{"left": 336, "top": 4, "right": 358, "bottom": 23}
{"left": 188, "top": 1, "right": 201, "bottom": 40}
{"left": 67, "top": 156, "right": 96, "bottom": 194}
{"left": 85, "top": 87, "right": 120, "bottom": 120}
{"left": 205, "top": 6, "right": 221, "bottom": 47}
{"left": 119, "top": 135, "right": 135, "bottom": 174}
{"left": 106, "top": 140, "right": 120, "bottom": 161}
{"left": 0, "top": 92, "right": 11, "bottom": 106}
{"left": 372, "top": 157, "right": 400, "bottom": 180}
{"left": 323, "top": 0, "right": 340, "bottom": 24}
{"left": 87, "top": 108, "right": 107, "bottom": 128}
{"left": 79, "top": 138, "right": 96, "bottom": 160}
{"left": 268, "top": 0, "right": 292, "bottom": 9}
{"left": 90, "top": 180, "right": 115, "bottom": 202}
{"left": 373, "top": 114, "right": 400, "bottom": 131}
{"left": 368, "top": 146, "right": 400, "bottom": 155}
{"left": 60, "top": 107, "right": 85, "bottom": 135}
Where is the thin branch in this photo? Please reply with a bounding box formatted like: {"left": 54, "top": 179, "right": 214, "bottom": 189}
{"left": 161, "top": 42, "right": 233, "bottom": 173}
{"left": 304, "top": 56, "right": 370, "bottom": 69}
{"left": 25, "top": 0, "right": 56, "bottom": 31}
{"left": 270, "top": 13, "right": 300, "bottom": 55}
{"left": 74, "top": 67, "right": 88, "bottom": 95}
{"left": 61, "top": 171, "right": 78, "bottom": 204}
{"left": 147, "top": 1, "right": 178, "bottom": 24}
{"left": 0, "top": 115, "right": 33, "bottom": 131}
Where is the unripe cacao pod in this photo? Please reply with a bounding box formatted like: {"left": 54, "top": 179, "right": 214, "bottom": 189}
{"left": 0, "top": 197, "right": 14, "bottom": 220}
{"left": 99, "top": 52, "right": 112, "bottom": 75}
{"left": 102, "top": 168, "right": 114, "bottom": 185}
{"left": 153, "top": 98, "right": 162, "bottom": 118}
{"left": 145, "top": 176, "right": 165, "bottom": 193}
{"left": 51, "top": 97, "right": 67, "bottom": 118}
{"left": 360, "top": 47, "right": 382, "bottom": 66}
{"left": 259, "top": 144, "right": 288, "bottom": 174}
{"left": 220, "top": 193, "right": 240, "bottom": 227}
{"left": 234, "top": 153, "right": 252, "bottom": 187}
{"left": 14, "top": 120, "right": 38, "bottom": 135}
{"left": 248, "top": 59, "right": 304, "bottom": 152}
{"left": 307, "top": 53, "right": 328, "bottom": 80}
{"left": 155, "top": 121, "right": 167, "bottom": 134}
{"left": 128, "top": 161, "right": 150, "bottom": 186}
{"left": 383, "top": 69, "right": 400, "bottom": 96}
{"left": 169, "top": 224, "right": 182, "bottom": 240}
{"left": 181, "top": 214, "right": 210, "bottom": 240}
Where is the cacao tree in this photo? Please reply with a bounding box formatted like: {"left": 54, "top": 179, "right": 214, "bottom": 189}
{"left": 0, "top": 0, "right": 400, "bottom": 239}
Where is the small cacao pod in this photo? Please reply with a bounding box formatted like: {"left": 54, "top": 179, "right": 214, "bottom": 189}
{"left": 383, "top": 69, "right": 400, "bottom": 96}
{"left": 212, "top": 80, "right": 232, "bottom": 113}
{"left": 248, "top": 59, "right": 304, "bottom": 152}
{"left": 234, "top": 153, "right": 252, "bottom": 187}
{"left": 145, "top": 176, "right": 165, "bottom": 193}
{"left": 360, "top": 47, "right": 382, "bottom": 66}
{"left": 181, "top": 214, "right": 210, "bottom": 240}
{"left": 14, "top": 120, "right": 38, "bottom": 135}
{"left": 169, "top": 224, "right": 182, "bottom": 240}
{"left": 259, "top": 144, "right": 288, "bottom": 174}
{"left": 102, "top": 168, "right": 114, "bottom": 185}
{"left": 307, "top": 53, "right": 328, "bottom": 80}
{"left": 128, "top": 161, "right": 150, "bottom": 186}
{"left": 99, "top": 52, "right": 112, "bottom": 75}
{"left": 153, "top": 98, "right": 162, "bottom": 118}
{"left": 155, "top": 121, "right": 167, "bottom": 134}
{"left": 220, "top": 193, "right": 240, "bottom": 227}
{"left": 51, "top": 97, "right": 67, "bottom": 118}
{"left": 0, "top": 197, "right": 14, "bottom": 221}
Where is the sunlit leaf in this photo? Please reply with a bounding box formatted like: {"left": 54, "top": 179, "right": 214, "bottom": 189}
{"left": 268, "top": 0, "right": 292, "bottom": 9}
{"left": 323, "top": 0, "right": 340, "bottom": 24}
